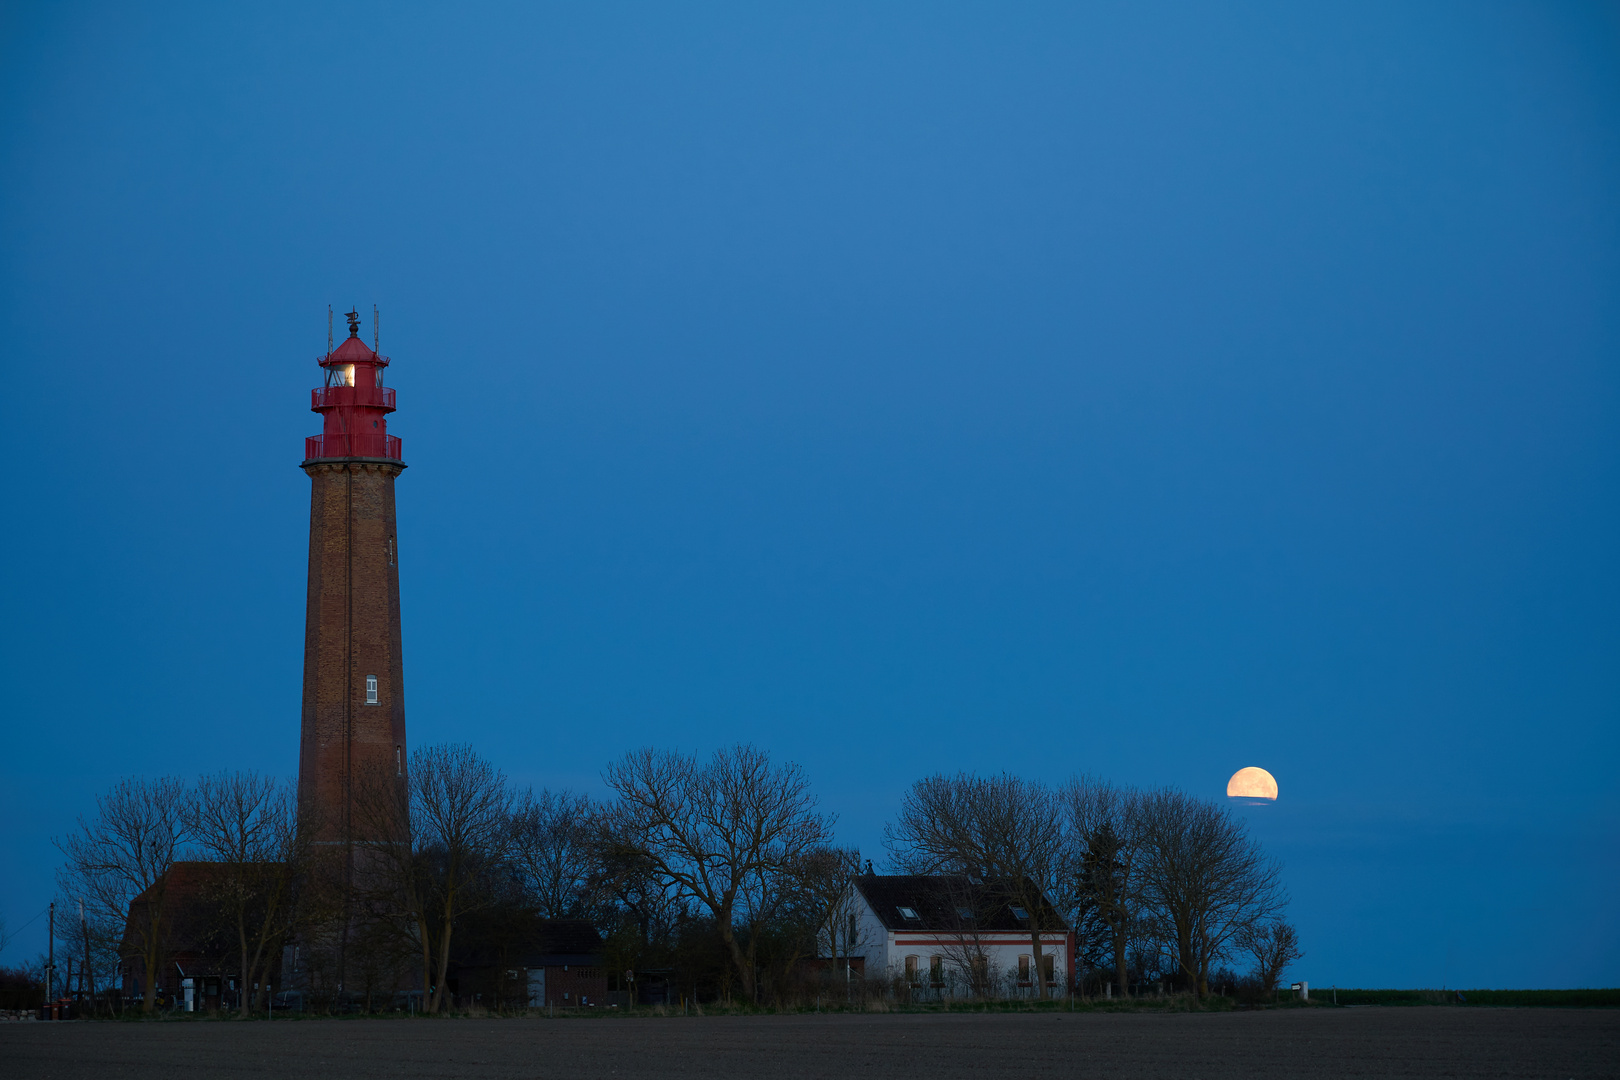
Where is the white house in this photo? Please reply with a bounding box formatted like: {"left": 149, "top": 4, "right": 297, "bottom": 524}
{"left": 824, "top": 873, "right": 1074, "bottom": 999}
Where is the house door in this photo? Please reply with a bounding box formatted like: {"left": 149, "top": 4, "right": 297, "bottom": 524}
{"left": 527, "top": 968, "right": 546, "bottom": 1007}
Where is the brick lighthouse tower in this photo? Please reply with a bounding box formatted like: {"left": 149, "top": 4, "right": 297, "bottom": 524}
{"left": 299, "top": 308, "right": 407, "bottom": 851}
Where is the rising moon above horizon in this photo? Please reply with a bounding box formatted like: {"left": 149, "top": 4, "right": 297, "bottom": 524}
{"left": 1226, "top": 766, "right": 1279, "bottom": 801}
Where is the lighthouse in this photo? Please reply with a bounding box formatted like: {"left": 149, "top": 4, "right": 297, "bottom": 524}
{"left": 298, "top": 309, "right": 408, "bottom": 850}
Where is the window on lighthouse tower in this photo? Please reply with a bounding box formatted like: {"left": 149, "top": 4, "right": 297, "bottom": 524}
{"left": 366, "top": 675, "right": 379, "bottom": 704}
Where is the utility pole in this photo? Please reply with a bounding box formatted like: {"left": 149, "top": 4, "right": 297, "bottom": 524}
{"left": 80, "top": 899, "right": 91, "bottom": 1015}
{"left": 47, "top": 901, "right": 54, "bottom": 1018}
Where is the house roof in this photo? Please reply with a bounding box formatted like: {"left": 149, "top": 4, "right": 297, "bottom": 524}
{"left": 120, "top": 861, "right": 268, "bottom": 972}
{"left": 854, "top": 874, "right": 1069, "bottom": 934}
{"left": 448, "top": 916, "right": 605, "bottom": 969}
{"left": 530, "top": 918, "right": 605, "bottom": 961}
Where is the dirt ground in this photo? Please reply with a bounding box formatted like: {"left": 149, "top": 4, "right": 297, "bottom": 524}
{"left": 3, "top": 1007, "right": 1615, "bottom": 1079}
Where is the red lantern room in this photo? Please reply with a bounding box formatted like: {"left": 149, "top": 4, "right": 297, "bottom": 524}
{"left": 304, "top": 308, "right": 402, "bottom": 462}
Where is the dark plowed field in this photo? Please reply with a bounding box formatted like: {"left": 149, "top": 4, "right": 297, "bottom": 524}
{"left": 3, "top": 1007, "right": 1615, "bottom": 1079}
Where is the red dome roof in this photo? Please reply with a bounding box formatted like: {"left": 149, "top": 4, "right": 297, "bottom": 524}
{"left": 326, "top": 334, "right": 380, "bottom": 364}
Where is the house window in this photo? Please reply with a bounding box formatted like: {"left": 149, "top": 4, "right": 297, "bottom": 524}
{"left": 365, "top": 675, "right": 378, "bottom": 704}
{"left": 1010, "top": 905, "right": 1029, "bottom": 921}
{"left": 904, "top": 956, "right": 920, "bottom": 984}
{"left": 956, "top": 906, "right": 973, "bottom": 921}
{"left": 929, "top": 956, "right": 943, "bottom": 986}
{"left": 897, "top": 906, "right": 920, "bottom": 921}
{"left": 847, "top": 913, "right": 858, "bottom": 947}
{"left": 1018, "top": 955, "right": 1031, "bottom": 983}
{"left": 1041, "top": 954, "right": 1056, "bottom": 984}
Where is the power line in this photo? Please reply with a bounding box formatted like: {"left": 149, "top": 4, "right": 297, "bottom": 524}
{"left": 5, "top": 904, "right": 52, "bottom": 940}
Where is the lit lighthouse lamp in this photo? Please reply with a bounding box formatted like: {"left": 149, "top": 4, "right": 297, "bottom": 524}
{"left": 305, "top": 308, "right": 401, "bottom": 462}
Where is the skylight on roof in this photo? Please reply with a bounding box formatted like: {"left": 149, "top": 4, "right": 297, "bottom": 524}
{"left": 1010, "top": 906, "right": 1029, "bottom": 920}
{"left": 956, "top": 906, "right": 973, "bottom": 920}
{"left": 897, "top": 906, "right": 920, "bottom": 920}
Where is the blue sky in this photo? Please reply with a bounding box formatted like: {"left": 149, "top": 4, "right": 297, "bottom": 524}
{"left": 1, "top": 1, "right": 1616, "bottom": 988}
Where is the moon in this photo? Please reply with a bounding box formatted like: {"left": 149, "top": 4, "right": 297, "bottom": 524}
{"left": 1226, "top": 766, "right": 1278, "bottom": 801}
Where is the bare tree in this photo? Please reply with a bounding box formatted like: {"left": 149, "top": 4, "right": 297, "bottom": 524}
{"left": 352, "top": 743, "right": 513, "bottom": 1013}
{"left": 930, "top": 876, "right": 1004, "bottom": 999}
{"left": 1237, "top": 918, "right": 1303, "bottom": 996}
{"left": 589, "top": 831, "right": 689, "bottom": 984}
{"left": 603, "top": 744, "right": 833, "bottom": 1002}
{"left": 1061, "top": 777, "right": 1145, "bottom": 999}
{"left": 1134, "top": 789, "right": 1285, "bottom": 997}
{"left": 806, "top": 847, "right": 869, "bottom": 999}
{"left": 508, "top": 789, "right": 601, "bottom": 919}
{"left": 186, "top": 771, "right": 319, "bottom": 1014}
{"left": 347, "top": 755, "right": 417, "bottom": 1002}
{"left": 886, "top": 773, "right": 1067, "bottom": 998}
{"left": 737, "top": 845, "right": 834, "bottom": 1004}
{"left": 54, "top": 776, "right": 189, "bottom": 1013}
{"left": 414, "top": 744, "right": 513, "bottom": 1013}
